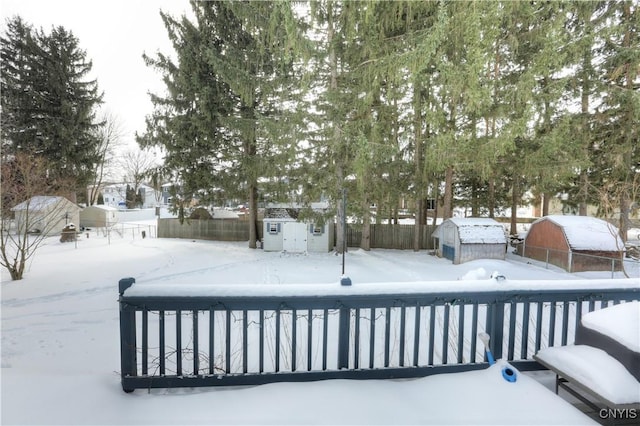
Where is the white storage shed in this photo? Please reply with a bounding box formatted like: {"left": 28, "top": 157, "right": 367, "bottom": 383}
{"left": 262, "top": 204, "right": 334, "bottom": 253}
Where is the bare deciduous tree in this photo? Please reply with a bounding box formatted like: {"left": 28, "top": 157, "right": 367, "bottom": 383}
{"left": 119, "top": 148, "right": 157, "bottom": 208}
{"left": 1, "top": 153, "right": 74, "bottom": 280}
{"left": 87, "top": 111, "right": 125, "bottom": 206}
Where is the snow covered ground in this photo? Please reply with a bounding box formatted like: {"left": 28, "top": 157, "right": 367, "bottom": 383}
{"left": 1, "top": 228, "right": 637, "bottom": 425}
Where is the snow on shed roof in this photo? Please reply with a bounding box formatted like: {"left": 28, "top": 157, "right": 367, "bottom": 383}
{"left": 448, "top": 217, "right": 507, "bottom": 244}
{"left": 85, "top": 204, "right": 118, "bottom": 211}
{"left": 536, "top": 215, "right": 623, "bottom": 251}
{"left": 11, "top": 196, "right": 75, "bottom": 211}
{"left": 211, "top": 208, "right": 239, "bottom": 219}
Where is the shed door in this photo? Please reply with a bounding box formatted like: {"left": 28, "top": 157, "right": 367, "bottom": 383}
{"left": 283, "top": 222, "right": 308, "bottom": 252}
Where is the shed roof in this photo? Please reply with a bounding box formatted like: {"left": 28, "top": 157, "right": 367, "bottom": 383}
{"left": 84, "top": 204, "right": 118, "bottom": 211}
{"left": 11, "top": 196, "right": 77, "bottom": 212}
{"left": 535, "top": 215, "right": 623, "bottom": 251}
{"left": 211, "top": 208, "right": 239, "bottom": 219}
{"left": 444, "top": 218, "right": 507, "bottom": 244}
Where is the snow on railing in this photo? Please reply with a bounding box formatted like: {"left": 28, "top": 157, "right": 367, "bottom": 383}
{"left": 118, "top": 277, "right": 640, "bottom": 392}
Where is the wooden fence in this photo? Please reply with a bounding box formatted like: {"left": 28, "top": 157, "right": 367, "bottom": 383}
{"left": 158, "top": 218, "right": 260, "bottom": 241}
{"left": 346, "top": 224, "right": 436, "bottom": 250}
{"left": 158, "top": 218, "right": 436, "bottom": 250}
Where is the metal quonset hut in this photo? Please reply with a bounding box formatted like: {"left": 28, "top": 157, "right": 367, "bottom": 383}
{"left": 522, "top": 215, "right": 624, "bottom": 273}
{"left": 431, "top": 218, "right": 507, "bottom": 264}
{"left": 262, "top": 203, "right": 334, "bottom": 253}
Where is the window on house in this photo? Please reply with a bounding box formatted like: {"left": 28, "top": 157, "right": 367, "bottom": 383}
{"left": 311, "top": 224, "right": 324, "bottom": 235}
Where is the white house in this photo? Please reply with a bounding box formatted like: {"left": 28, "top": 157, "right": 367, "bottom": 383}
{"left": 262, "top": 203, "right": 334, "bottom": 253}
{"left": 11, "top": 196, "right": 80, "bottom": 236}
{"left": 431, "top": 217, "right": 507, "bottom": 264}
{"left": 101, "top": 183, "right": 158, "bottom": 209}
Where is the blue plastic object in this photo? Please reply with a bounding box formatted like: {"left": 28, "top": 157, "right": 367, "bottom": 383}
{"left": 486, "top": 349, "right": 496, "bottom": 366}
{"left": 501, "top": 366, "right": 517, "bottom": 382}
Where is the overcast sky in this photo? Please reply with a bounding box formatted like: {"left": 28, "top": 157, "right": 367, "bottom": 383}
{"left": 1, "top": 0, "right": 192, "bottom": 150}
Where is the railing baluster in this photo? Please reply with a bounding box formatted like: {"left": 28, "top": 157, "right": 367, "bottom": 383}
{"left": 484, "top": 303, "right": 493, "bottom": 363}
{"left": 561, "top": 302, "right": 569, "bottom": 346}
{"left": 142, "top": 309, "right": 148, "bottom": 375}
{"left": 307, "top": 309, "right": 313, "bottom": 372}
{"left": 354, "top": 308, "right": 360, "bottom": 369}
{"left": 259, "top": 309, "right": 264, "bottom": 374}
{"left": 176, "top": 310, "right": 182, "bottom": 376}
{"left": 275, "top": 310, "right": 281, "bottom": 373}
{"left": 193, "top": 310, "right": 199, "bottom": 375}
{"left": 322, "top": 309, "right": 328, "bottom": 371}
{"left": 442, "top": 304, "right": 450, "bottom": 364}
{"left": 384, "top": 307, "right": 391, "bottom": 367}
{"left": 413, "top": 304, "right": 421, "bottom": 367}
{"left": 470, "top": 303, "right": 478, "bottom": 363}
{"left": 457, "top": 303, "right": 465, "bottom": 364}
{"left": 209, "top": 308, "right": 214, "bottom": 375}
{"left": 399, "top": 305, "right": 406, "bottom": 367}
{"left": 575, "top": 301, "right": 583, "bottom": 334}
{"left": 243, "top": 310, "right": 248, "bottom": 374}
{"left": 369, "top": 308, "right": 375, "bottom": 369}
{"left": 548, "top": 302, "right": 556, "bottom": 347}
{"left": 159, "top": 310, "right": 165, "bottom": 375}
{"left": 507, "top": 302, "right": 517, "bottom": 360}
{"left": 338, "top": 306, "right": 350, "bottom": 369}
{"left": 428, "top": 306, "right": 435, "bottom": 366}
{"left": 535, "top": 303, "right": 543, "bottom": 352}
{"left": 225, "top": 310, "right": 231, "bottom": 374}
{"left": 521, "top": 302, "right": 530, "bottom": 359}
{"left": 291, "top": 309, "right": 297, "bottom": 372}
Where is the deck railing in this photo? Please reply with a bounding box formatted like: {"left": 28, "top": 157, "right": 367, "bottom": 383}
{"left": 118, "top": 278, "right": 639, "bottom": 392}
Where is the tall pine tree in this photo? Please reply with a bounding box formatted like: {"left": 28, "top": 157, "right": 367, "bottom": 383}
{"left": 1, "top": 16, "right": 103, "bottom": 199}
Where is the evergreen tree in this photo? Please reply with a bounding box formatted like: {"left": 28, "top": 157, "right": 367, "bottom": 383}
{"left": 1, "top": 16, "right": 103, "bottom": 198}
{"left": 592, "top": 1, "right": 639, "bottom": 241}
{"left": 139, "top": 1, "right": 301, "bottom": 247}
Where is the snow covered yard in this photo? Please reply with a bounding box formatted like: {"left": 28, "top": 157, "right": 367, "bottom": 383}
{"left": 1, "top": 234, "right": 636, "bottom": 424}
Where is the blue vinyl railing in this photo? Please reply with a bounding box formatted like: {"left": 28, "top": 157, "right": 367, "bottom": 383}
{"left": 118, "top": 277, "right": 639, "bottom": 392}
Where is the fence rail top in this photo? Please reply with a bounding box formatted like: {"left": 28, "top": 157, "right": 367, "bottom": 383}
{"left": 121, "top": 277, "right": 639, "bottom": 300}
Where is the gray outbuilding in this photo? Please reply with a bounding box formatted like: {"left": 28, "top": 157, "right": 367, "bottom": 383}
{"left": 80, "top": 205, "right": 119, "bottom": 228}
{"left": 262, "top": 203, "right": 334, "bottom": 253}
{"left": 11, "top": 196, "right": 80, "bottom": 236}
{"left": 431, "top": 217, "right": 507, "bottom": 264}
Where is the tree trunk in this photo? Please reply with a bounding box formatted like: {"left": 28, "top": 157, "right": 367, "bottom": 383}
{"left": 248, "top": 183, "right": 258, "bottom": 249}
{"left": 510, "top": 175, "right": 520, "bottom": 236}
{"left": 542, "top": 192, "right": 551, "bottom": 216}
{"left": 328, "top": 2, "right": 345, "bottom": 254}
{"left": 361, "top": 201, "right": 371, "bottom": 251}
{"left": 488, "top": 177, "right": 496, "bottom": 218}
{"left": 443, "top": 166, "right": 454, "bottom": 219}
{"left": 579, "top": 169, "right": 589, "bottom": 216}
{"left": 413, "top": 77, "right": 423, "bottom": 252}
{"left": 619, "top": 196, "right": 630, "bottom": 244}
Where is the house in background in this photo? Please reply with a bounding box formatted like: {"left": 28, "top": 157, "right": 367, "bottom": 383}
{"left": 521, "top": 215, "right": 624, "bottom": 272}
{"left": 11, "top": 196, "right": 80, "bottom": 236}
{"left": 80, "top": 205, "right": 119, "bottom": 228}
{"left": 100, "top": 183, "right": 157, "bottom": 209}
{"left": 262, "top": 202, "right": 334, "bottom": 253}
{"left": 431, "top": 218, "right": 507, "bottom": 264}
